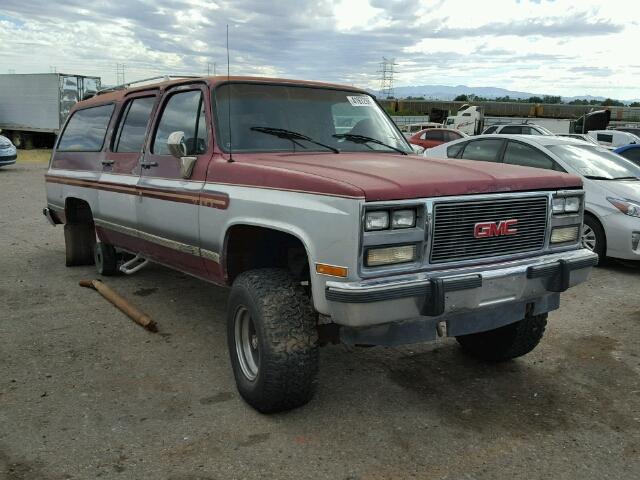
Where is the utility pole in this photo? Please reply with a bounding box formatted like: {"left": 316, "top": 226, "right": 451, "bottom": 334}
{"left": 116, "top": 64, "right": 126, "bottom": 85}
{"left": 377, "top": 57, "right": 397, "bottom": 99}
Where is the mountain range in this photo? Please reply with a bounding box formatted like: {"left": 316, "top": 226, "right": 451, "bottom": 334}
{"left": 375, "top": 84, "right": 639, "bottom": 104}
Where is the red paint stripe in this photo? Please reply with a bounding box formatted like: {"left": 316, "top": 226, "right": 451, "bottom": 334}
{"left": 45, "top": 174, "right": 229, "bottom": 210}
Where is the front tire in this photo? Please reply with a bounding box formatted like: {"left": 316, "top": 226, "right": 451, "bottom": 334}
{"left": 581, "top": 215, "right": 606, "bottom": 265}
{"left": 456, "top": 312, "right": 548, "bottom": 362}
{"left": 227, "top": 269, "right": 319, "bottom": 413}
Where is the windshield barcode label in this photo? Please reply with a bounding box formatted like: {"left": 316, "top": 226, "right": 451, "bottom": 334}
{"left": 347, "top": 96, "right": 373, "bottom": 107}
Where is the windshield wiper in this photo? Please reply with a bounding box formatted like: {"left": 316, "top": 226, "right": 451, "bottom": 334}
{"left": 250, "top": 127, "right": 339, "bottom": 154}
{"left": 585, "top": 175, "right": 639, "bottom": 181}
{"left": 333, "top": 133, "right": 408, "bottom": 155}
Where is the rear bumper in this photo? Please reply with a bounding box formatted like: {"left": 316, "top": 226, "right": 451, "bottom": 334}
{"left": 325, "top": 248, "right": 597, "bottom": 330}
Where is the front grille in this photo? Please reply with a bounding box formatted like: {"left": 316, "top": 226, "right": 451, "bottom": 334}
{"left": 430, "top": 196, "right": 548, "bottom": 264}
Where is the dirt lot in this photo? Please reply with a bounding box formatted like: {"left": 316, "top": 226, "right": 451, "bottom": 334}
{"left": 1, "top": 162, "right": 640, "bottom": 480}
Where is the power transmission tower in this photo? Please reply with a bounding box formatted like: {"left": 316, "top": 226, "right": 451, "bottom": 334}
{"left": 378, "top": 57, "right": 397, "bottom": 99}
{"left": 207, "top": 62, "right": 217, "bottom": 76}
{"left": 116, "top": 64, "right": 126, "bottom": 85}
{"left": 49, "top": 66, "right": 57, "bottom": 73}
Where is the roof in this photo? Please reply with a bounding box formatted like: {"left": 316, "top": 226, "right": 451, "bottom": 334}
{"left": 614, "top": 144, "right": 640, "bottom": 153}
{"left": 78, "top": 75, "right": 368, "bottom": 108}
{"left": 475, "top": 134, "right": 590, "bottom": 147}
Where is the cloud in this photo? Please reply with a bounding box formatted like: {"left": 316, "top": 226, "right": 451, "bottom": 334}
{"left": 0, "top": 0, "right": 637, "bottom": 98}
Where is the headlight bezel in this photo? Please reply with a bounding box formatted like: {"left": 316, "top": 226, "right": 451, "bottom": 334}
{"left": 364, "top": 207, "right": 418, "bottom": 232}
{"left": 607, "top": 197, "right": 640, "bottom": 218}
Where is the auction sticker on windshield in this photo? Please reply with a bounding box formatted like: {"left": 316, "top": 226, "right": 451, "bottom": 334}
{"left": 347, "top": 96, "right": 373, "bottom": 107}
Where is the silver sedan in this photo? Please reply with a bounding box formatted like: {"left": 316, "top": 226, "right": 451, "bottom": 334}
{"left": 425, "top": 134, "right": 640, "bottom": 262}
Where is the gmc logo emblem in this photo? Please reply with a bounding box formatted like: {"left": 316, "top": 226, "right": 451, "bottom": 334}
{"left": 474, "top": 219, "right": 518, "bottom": 238}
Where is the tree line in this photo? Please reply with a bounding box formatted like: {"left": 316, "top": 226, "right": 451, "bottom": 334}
{"left": 399, "top": 94, "right": 639, "bottom": 107}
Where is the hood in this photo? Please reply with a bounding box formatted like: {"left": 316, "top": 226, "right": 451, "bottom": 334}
{"left": 0, "top": 135, "right": 11, "bottom": 146}
{"left": 593, "top": 178, "right": 640, "bottom": 202}
{"left": 222, "top": 152, "right": 582, "bottom": 201}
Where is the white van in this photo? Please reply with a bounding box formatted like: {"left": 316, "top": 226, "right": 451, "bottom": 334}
{"left": 587, "top": 130, "right": 640, "bottom": 148}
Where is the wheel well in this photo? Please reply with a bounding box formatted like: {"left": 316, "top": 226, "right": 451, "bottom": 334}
{"left": 65, "top": 197, "right": 94, "bottom": 225}
{"left": 583, "top": 210, "right": 606, "bottom": 250}
{"left": 224, "top": 225, "right": 309, "bottom": 284}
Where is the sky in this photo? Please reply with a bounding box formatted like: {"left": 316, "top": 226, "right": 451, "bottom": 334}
{"left": 1, "top": 0, "right": 638, "bottom": 99}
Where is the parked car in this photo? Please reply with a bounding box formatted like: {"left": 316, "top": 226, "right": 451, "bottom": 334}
{"left": 426, "top": 135, "right": 640, "bottom": 263}
{"left": 399, "top": 122, "right": 443, "bottom": 138}
{"left": 614, "top": 144, "right": 640, "bottom": 166}
{"left": 0, "top": 133, "right": 17, "bottom": 167}
{"left": 482, "top": 123, "right": 554, "bottom": 135}
{"left": 587, "top": 129, "right": 640, "bottom": 148}
{"left": 614, "top": 127, "right": 640, "bottom": 137}
{"left": 557, "top": 133, "right": 600, "bottom": 145}
{"left": 44, "top": 77, "right": 596, "bottom": 413}
{"left": 408, "top": 127, "right": 466, "bottom": 149}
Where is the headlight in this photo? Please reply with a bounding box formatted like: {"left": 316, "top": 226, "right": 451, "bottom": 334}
{"left": 391, "top": 209, "right": 416, "bottom": 229}
{"left": 607, "top": 197, "right": 640, "bottom": 218}
{"left": 551, "top": 225, "right": 580, "bottom": 243}
{"left": 553, "top": 196, "right": 581, "bottom": 214}
{"left": 366, "top": 245, "right": 417, "bottom": 266}
{"left": 365, "top": 211, "right": 389, "bottom": 231}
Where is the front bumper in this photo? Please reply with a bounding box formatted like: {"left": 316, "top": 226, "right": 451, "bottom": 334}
{"left": 0, "top": 153, "right": 17, "bottom": 165}
{"left": 325, "top": 248, "right": 597, "bottom": 330}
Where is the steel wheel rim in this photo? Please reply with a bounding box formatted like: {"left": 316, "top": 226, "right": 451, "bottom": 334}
{"left": 234, "top": 306, "right": 260, "bottom": 381}
{"left": 581, "top": 225, "right": 597, "bottom": 251}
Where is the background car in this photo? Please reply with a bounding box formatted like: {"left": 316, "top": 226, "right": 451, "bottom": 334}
{"left": 557, "top": 133, "right": 600, "bottom": 145}
{"left": 408, "top": 127, "right": 466, "bottom": 149}
{"left": 614, "top": 127, "right": 640, "bottom": 137}
{"left": 399, "top": 122, "right": 443, "bottom": 138}
{"left": 482, "top": 123, "right": 554, "bottom": 135}
{"left": 0, "top": 134, "right": 17, "bottom": 167}
{"left": 587, "top": 129, "right": 640, "bottom": 148}
{"left": 425, "top": 134, "right": 640, "bottom": 263}
{"left": 614, "top": 144, "right": 640, "bottom": 166}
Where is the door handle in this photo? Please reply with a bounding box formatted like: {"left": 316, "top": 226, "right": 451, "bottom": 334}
{"left": 140, "top": 161, "right": 158, "bottom": 169}
{"left": 101, "top": 160, "right": 114, "bottom": 166}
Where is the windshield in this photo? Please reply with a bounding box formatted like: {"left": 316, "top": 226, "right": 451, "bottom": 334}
{"left": 212, "top": 83, "right": 411, "bottom": 154}
{"left": 548, "top": 144, "right": 640, "bottom": 180}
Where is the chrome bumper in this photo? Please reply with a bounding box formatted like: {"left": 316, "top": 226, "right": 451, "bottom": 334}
{"left": 325, "top": 249, "right": 597, "bottom": 329}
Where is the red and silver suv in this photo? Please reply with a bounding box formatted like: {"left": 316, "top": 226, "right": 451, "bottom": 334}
{"left": 44, "top": 76, "right": 596, "bottom": 412}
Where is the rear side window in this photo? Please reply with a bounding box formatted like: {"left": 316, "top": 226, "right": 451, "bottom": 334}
{"left": 597, "top": 133, "right": 613, "bottom": 144}
{"left": 461, "top": 139, "right": 504, "bottom": 162}
{"left": 620, "top": 148, "right": 640, "bottom": 164}
{"left": 483, "top": 126, "right": 498, "bottom": 134}
{"left": 447, "top": 142, "right": 466, "bottom": 157}
{"left": 113, "top": 96, "right": 156, "bottom": 153}
{"left": 57, "top": 104, "right": 114, "bottom": 152}
{"left": 445, "top": 131, "right": 463, "bottom": 142}
{"left": 425, "top": 130, "right": 445, "bottom": 141}
{"left": 153, "top": 90, "right": 208, "bottom": 155}
{"left": 523, "top": 126, "right": 542, "bottom": 135}
{"left": 503, "top": 141, "right": 555, "bottom": 170}
{"left": 500, "top": 125, "right": 522, "bottom": 134}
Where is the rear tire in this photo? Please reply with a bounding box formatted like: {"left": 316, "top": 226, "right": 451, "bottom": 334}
{"left": 64, "top": 223, "right": 95, "bottom": 266}
{"left": 94, "top": 242, "right": 118, "bottom": 276}
{"left": 456, "top": 312, "right": 548, "bottom": 362}
{"left": 227, "top": 268, "right": 319, "bottom": 413}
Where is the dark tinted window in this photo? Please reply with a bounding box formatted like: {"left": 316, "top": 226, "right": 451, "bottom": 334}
{"left": 523, "top": 126, "right": 542, "bottom": 135}
{"left": 619, "top": 147, "right": 640, "bottom": 165}
{"left": 57, "top": 104, "right": 114, "bottom": 152}
{"left": 153, "top": 90, "right": 208, "bottom": 155}
{"left": 445, "top": 130, "right": 463, "bottom": 142}
{"left": 447, "top": 142, "right": 466, "bottom": 157}
{"left": 503, "top": 141, "right": 555, "bottom": 170}
{"left": 483, "top": 126, "right": 498, "bottom": 134}
{"left": 597, "top": 133, "right": 613, "bottom": 144}
{"left": 461, "top": 139, "right": 504, "bottom": 162}
{"left": 425, "top": 130, "right": 445, "bottom": 141}
{"left": 500, "top": 125, "right": 522, "bottom": 134}
{"left": 113, "top": 96, "right": 156, "bottom": 152}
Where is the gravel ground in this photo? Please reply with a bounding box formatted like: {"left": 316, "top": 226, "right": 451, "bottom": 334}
{"left": 1, "top": 163, "right": 639, "bottom": 480}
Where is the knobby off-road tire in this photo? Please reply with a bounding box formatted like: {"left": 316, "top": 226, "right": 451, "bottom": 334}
{"left": 94, "top": 242, "right": 118, "bottom": 276}
{"left": 456, "top": 312, "right": 548, "bottom": 362}
{"left": 227, "top": 268, "right": 319, "bottom": 413}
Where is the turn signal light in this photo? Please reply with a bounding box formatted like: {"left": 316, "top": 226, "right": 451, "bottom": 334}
{"left": 366, "top": 245, "right": 417, "bottom": 267}
{"left": 315, "top": 263, "right": 348, "bottom": 278}
{"left": 551, "top": 226, "right": 579, "bottom": 244}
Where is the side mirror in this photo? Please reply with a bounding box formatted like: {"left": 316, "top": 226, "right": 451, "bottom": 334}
{"left": 167, "top": 131, "right": 196, "bottom": 179}
{"left": 411, "top": 144, "right": 425, "bottom": 155}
